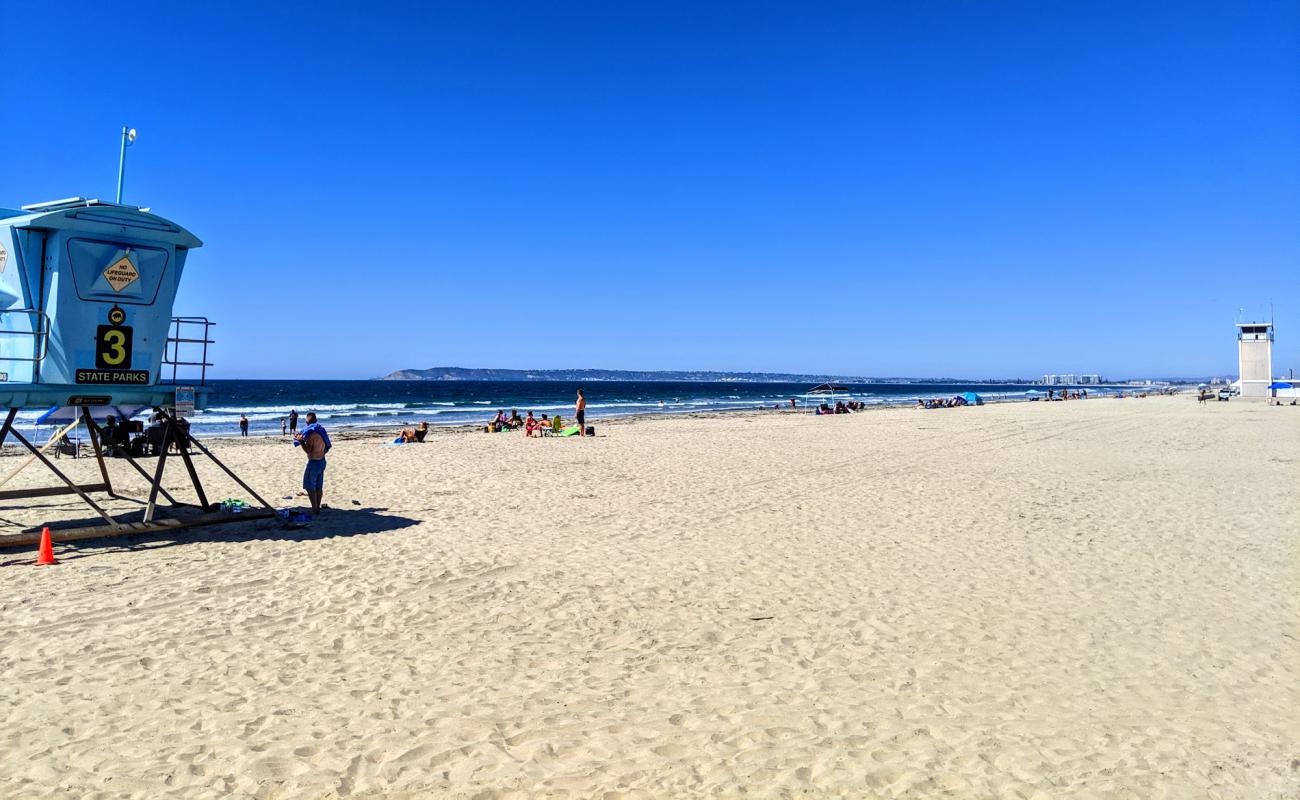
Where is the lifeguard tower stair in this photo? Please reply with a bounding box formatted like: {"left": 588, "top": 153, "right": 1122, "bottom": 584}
{"left": 0, "top": 198, "right": 274, "bottom": 548}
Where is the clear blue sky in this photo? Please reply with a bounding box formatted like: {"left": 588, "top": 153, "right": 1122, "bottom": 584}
{"left": 3, "top": 1, "right": 1297, "bottom": 379}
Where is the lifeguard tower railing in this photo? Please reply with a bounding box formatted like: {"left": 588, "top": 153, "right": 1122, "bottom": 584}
{"left": 160, "top": 316, "right": 215, "bottom": 386}
{"left": 0, "top": 308, "right": 50, "bottom": 379}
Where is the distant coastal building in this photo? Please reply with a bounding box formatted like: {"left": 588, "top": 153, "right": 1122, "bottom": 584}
{"left": 1038, "top": 373, "right": 1105, "bottom": 385}
{"left": 1236, "top": 320, "right": 1274, "bottom": 398}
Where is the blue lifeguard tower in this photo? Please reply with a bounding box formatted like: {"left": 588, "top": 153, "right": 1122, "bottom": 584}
{"left": 0, "top": 198, "right": 272, "bottom": 545}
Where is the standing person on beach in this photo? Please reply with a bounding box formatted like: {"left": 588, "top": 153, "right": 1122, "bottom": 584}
{"left": 280, "top": 417, "right": 287, "bottom": 436}
{"left": 288, "top": 409, "right": 299, "bottom": 435}
{"left": 576, "top": 388, "right": 587, "bottom": 436}
{"left": 239, "top": 415, "right": 249, "bottom": 437}
{"left": 293, "top": 412, "right": 331, "bottom": 515}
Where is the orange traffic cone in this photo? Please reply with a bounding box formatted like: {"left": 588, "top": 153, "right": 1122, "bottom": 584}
{"left": 36, "top": 527, "right": 57, "bottom": 566}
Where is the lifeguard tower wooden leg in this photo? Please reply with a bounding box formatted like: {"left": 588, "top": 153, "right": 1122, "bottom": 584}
{"left": 145, "top": 409, "right": 210, "bottom": 514}
{"left": 181, "top": 435, "right": 276, "bottom": 512}
{"left": 155, "top": 407, "right": 274, "bottom": 513}
{"left": 143, "top": 422, "right": 175, "bottom": 524}
{"left": 80, "top": 406, "right": 115, "bottom": 498}
{"left": 0, "top": 408, "right": 17, "bottom": 448}
{"left": 170, "top": 432, "right": 211, "bottom": 512}
{"left": 2, "top": 426, "right": 117, "bottom": 525}
{"left": 78, "top": 413, "right": 182, "bottom": 507}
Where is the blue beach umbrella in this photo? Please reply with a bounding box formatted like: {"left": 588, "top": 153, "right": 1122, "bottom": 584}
{"left": 960, "top": 391, "right": 983, "bottom": 405}
{"left": 1268, "top": 382, "right": 1293, "bottom": 390}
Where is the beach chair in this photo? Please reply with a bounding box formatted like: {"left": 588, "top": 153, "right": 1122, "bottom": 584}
{"left": 545, "top": 416, "right": 563, "bottom": 437}
{"left": 53, "top": 434, "right": 80, "bottom": 459}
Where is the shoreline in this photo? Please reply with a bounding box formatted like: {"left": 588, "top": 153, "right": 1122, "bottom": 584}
{"left": 188, "top": 387, "right": 1191, "bottom": 445}
{"left": 127, "top": 390, "right": 1190, "bottom": 446}
{"left": 0, "top": 383, "right": 1191, "bottom": 448}
{"left": 0, "top": 390, "right": 1190, "bottom": 460}
{"left": 0, "top": 389, "right": 1193, "bottom": 460}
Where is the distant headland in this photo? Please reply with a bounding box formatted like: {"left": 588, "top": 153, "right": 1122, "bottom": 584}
{"left": 376, "top": 367, "right": 1031, "bottom": 383}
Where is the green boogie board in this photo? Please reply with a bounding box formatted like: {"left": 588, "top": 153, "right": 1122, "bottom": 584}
{"left": 560, "top": 426, "right": 581, "bottom": 437}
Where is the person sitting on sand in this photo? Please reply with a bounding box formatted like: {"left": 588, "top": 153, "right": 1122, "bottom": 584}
{"left": 414, "top": 422, "right": 429, "bottom": 442}
{"left": 507, "top": 409, "right": 524, "bottom": 430}
{"left": 524, "top": 411, "right": 542, "bottom": 437}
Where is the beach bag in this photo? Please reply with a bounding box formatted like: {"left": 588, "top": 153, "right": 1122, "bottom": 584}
{"left": 586, "top": 426, "right": 595, "bottom": 436}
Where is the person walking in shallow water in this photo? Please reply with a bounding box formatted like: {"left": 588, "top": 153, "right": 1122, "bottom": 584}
{"left": 576, "top": 388, "right": 587, "bottom": 437}
{"left": 288, "top": 409, "right": 299, "bottom": 435}
{"left": 293, "top": 412, "right": 331, "bottom": 515}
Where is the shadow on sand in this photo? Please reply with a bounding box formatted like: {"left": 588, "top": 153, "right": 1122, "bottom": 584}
{"left": 0, "top": 506, "right": 420, "bottom": 566}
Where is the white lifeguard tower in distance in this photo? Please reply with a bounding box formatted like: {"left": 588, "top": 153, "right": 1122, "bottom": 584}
{"left": 1236, "top": 320, "right": 1274, "bottom": 398}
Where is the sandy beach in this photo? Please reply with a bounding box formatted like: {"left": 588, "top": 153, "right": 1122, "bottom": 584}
{"left": 1, "top": 396, "right": 1296, "bottom": 798}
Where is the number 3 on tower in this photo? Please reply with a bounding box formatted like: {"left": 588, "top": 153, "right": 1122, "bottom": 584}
{"left": 95, "top": 325, "right": 134, "bottom": 369}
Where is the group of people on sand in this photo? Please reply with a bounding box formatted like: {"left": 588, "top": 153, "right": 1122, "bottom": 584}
{"left": 485, "top": 408, "right": 558, "bottom": 434}
{"left": 815, "top": 401, "right": 866, "bottom": 414}
{"left": 916, "top": 395, "right": 974, "bottom": 409}
{"left": 1048, "top": 389, "right": 1088, "bottom": 400}
{"left": 486, "top": 389, "right": 590, "bottom": 437}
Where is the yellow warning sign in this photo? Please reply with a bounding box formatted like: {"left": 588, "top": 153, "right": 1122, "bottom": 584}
{"left": 103, "top": 256, "right": 139, "bottom": 292}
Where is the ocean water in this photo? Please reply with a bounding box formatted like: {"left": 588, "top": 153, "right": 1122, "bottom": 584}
{"left": 8, "top": 380, "right": 1105, "bottom": 439}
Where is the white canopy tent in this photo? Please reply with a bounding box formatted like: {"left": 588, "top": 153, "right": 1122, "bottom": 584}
{"left": 801, "top": 383, "right": 855, "bottom": 413}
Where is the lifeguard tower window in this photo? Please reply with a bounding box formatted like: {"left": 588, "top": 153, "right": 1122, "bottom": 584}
{"left": 67, "top": 239, "right": 168, "bottom": 304}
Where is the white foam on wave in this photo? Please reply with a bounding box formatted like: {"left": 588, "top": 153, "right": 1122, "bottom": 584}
{"left": 204, "top": 402, "right": 409, "bottom": 414}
